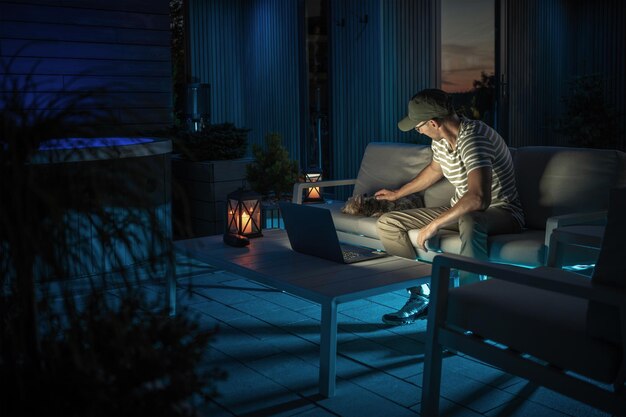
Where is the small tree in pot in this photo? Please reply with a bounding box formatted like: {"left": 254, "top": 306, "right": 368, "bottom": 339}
{"left": 246, "top": 132, "right": 299, "bottom": 201}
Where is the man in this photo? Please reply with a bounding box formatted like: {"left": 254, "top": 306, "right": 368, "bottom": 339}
{"left": 375, "top": 89, "right": 524, "bottom": 326}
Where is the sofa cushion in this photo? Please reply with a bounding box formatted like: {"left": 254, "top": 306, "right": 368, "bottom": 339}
{"left": 448, "top": 279, "right": 621, "bottom": 383}
{"left": 408, "top": 229, "right": 546, "bottom": 267}
{"left": 487, "top": 230, "right": 546, "bottom": 266}
{"left": 515, "top": 147, "right": 626, "bottom": 229}
{"left": 353, "top": 142, "right": 433, "bottom": 197}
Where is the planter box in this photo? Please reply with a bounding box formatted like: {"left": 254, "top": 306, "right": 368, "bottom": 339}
{"left": 172, "top": 156, "right": 253, "bottom": 238}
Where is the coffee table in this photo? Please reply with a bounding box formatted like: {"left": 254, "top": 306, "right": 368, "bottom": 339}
{"left": 175, "top": 229, "right": 431, "bottom": 397}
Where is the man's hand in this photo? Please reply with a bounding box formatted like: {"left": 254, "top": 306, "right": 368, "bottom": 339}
{"left": 374, "top": 189, "right": 397, "bottom": 201}
{"left": 417, "top": 222, "right": 439, "bottom": 251}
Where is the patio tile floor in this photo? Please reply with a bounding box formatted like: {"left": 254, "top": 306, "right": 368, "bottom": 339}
{"left": 169, "top": 252, "right": 610, "bottom": 416}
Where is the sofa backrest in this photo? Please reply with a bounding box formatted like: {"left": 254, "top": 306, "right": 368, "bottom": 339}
{"left": 514, "top": 146, "right": 626, "bottom": 229}
{"left": 353, "top": 142, "right": 434, "bottom": 197}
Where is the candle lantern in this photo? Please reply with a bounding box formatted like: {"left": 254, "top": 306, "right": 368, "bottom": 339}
{"left": 226, "top": 188, "right": 263, "bottom": 238}
{"left": 303, "top": 169, "right": 324, "bottom": 203}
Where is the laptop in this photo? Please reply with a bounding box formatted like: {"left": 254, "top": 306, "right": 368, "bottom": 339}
{"left": 278, "top": 202, "right": 388, "bottom": 264}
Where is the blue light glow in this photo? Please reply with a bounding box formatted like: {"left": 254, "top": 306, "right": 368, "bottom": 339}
{"left": 39, "top": 137, "right": 154, "bottom": 150}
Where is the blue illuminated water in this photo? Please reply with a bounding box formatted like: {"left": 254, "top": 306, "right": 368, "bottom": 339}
{"left": 38, "top": 137, "right": 154, "bottom": 150}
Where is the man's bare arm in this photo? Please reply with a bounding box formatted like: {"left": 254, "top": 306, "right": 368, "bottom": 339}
{"left": 416, "top": 166, "right": 492, "bottom": 250}
{"left": 375, "top": 161, "right": 444, "bottom": 201}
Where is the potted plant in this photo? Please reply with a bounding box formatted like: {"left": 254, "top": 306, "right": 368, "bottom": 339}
{"left": 245, "top": 132, "right": 299, "bottom": 228}
{"left": 167, "top": 123, "right": 252, "bottom": 238}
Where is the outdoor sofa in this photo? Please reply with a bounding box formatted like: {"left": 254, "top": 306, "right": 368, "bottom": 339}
{"left": 293, "top": 142, "right": 626, "bottom": 268}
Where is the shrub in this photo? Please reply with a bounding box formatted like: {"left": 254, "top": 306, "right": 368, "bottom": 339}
{"left": 246, "top": 132, "right": 299, "bottom": 200}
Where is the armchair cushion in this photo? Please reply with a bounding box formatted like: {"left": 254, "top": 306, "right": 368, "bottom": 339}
{"left": 448, "top": 279, "right": 621, "bottom": 383}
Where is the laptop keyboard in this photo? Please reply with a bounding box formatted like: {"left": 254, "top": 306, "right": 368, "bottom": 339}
{"left": 342, "top": 250, "right": 363, "bottom": 260}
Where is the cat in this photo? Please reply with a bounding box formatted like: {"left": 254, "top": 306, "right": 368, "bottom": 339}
{"left": 341, "top": 193, "right": 423, "bottom": 217}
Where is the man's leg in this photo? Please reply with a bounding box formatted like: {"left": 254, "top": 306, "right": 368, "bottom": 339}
{"left": 457, "top": 207, "right": 523, "bottom": 285}
{"left": 377, "top": 207, "right": 448, "bottom": 325}
{"left": 376, "top": 207, "right": 450, "bottom": 259}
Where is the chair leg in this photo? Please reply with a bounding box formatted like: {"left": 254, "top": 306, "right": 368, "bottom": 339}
{"left": 421, "top": 316, "right": 444, "bottom": 415}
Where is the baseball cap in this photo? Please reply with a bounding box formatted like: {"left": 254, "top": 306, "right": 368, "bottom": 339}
{"left": 397, "top": 89, "right": 453, "bottom": 132}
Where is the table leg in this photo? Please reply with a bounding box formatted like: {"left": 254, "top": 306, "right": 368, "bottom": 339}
{"left": 320, "top": 300, "right": 338, "bottom": 397}
{"left": 166, "top": 252, "right": 176, "bottom": 316}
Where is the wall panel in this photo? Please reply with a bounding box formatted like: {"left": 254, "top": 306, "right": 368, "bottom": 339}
{"left": 329, "top": 0, "right": 437, "bottom": 199}
{"left": 0, "top": 0, "right": 172, "bottom": 134}
{"left": 506, "top": 0, "right": 625, "bottom": 149}
{"left": 187, "top": 0, "right": 301, "bottom": 161}
{"left": 242, "top": 0, "right": 302, "bottom": 161}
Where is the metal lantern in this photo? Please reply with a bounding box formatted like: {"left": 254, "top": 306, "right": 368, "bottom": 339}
{"left": 303, "top": 169, "right": 324, "bottom": 203}
{"left": 186, "top": 82, "right": 210, "bottom": 132}
{"left": 226, "top": 188, "right": 263, "bottom": 238}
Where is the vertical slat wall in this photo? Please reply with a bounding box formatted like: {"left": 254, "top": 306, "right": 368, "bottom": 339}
{"left": 242, "top": 0, "right": 302, "bottom": 160}
{"left": 0, "top": 0, "right": 172, "bottom": 133}
{"left": 569, "top": 0, "right": 625, "bottom": 150}
{"left": 330, "top": 0, "right": 437, "bottom": 199}
{"left": 329, "top": 0, "right": 382, "bottom": 187}
{"left": 506, "top": 0, "right": 625, "bottom": 149}
{"left": 187, "top": 0, "right": 301, "bottom": 161}
{"left": 506, "top": 0, "right": 568, "bottom": 147}
{"left": 380, "top": 0, "right": 438, "bottom": 144}
{"left": 186, "top": 0, "right": 245, "bottom": 127}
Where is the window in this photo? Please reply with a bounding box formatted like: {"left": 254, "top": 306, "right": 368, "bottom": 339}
{"left": 441, "top": 0, "right": 495, "bottom": 126}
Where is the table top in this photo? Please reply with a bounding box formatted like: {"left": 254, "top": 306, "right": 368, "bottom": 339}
{"left": 175, "top": 229, "right": 431, "bottom": 305}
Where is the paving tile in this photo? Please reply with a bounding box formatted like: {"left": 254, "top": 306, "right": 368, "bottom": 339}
{"left": 338, "top": 300, "right": 392, "bottom": 322}
{"left": 485, "top": 397, "right": 571, "bottom": 417}
{"left": 289, "top": 406, "right": 338, "bottom": 416}
{"left": 439, "top": 355, "right": 523, "bottom": 390}
{"left": 316, "top": 380, "right": 419, "bottom": 417}
{"left": 210, "top": 360, "right": 302, "bottom": 416}
{"left": 336, "top": 312, "right": 393, "bottom": 338}
{"left": 209, "top": 322, "right": 281, "bottom": 361}
{"left": 336, "top": 314, "right": 384, "bottom": 344}
{"left": 252, "top": 290, "right": 317, "bottom": 311}
{"left": 254, "top": 306, "right": 312, "bottom": 327}
{"left": 140, "top": 285, "right": 211, "bottom": 307}
{"left": 410, "top": 397, "right": 484, "bottom": 417}
{"left": 177, "top": 272, "right": 225, "bottom": 287}
{"left": 227, "top": 314, "right": 294, "bottom": 341}
{"left": 190, "top": 300, "right": 250, "bottom": 322}
{"left": 297, "top": 304, "right": 321, "bottom": 320}
{"left": 338, "top": 337, "right": 423, "bottom": 380}
{"left": 227, "top": 297, "right": 284, "bottom": 316}
{"left": 428, "top": 369, "right": 518, "bottom": 414}
{"left": 503, "top": 381, "right": 611, "bottom": 417}
{"left": 268, "top": 403, "right": 321, "bottom": 417}
{"left": 247, "top": 353, "right": 320, "bottom": 395}
{"left": 366, "top": 290, "right": 413, "bottom": 309}
{"left": 337, "top": 298, "right": 374, "bottom": 312}
{"left": 192, "top": 284, "right": 260, "bottom": 305}
{"left": 349, "top": 367, "right": 422, "bottom": 408}
{"left": 284, "top": 318, "right": 322, "bottom": 345}
{"left": 265, "top": 332, "right": 320, "bottom": 360}
{"left": 383, "top": 318, "right": 429, "bottom": 342}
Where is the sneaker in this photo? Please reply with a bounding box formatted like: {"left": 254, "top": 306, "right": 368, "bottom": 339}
{"left": 382, "top": 294, "right": 429, "bottom": 326}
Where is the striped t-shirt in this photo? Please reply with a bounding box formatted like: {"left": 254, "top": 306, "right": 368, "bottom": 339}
{"left": 431, "top": 117, "right": 525, "bottom": 227}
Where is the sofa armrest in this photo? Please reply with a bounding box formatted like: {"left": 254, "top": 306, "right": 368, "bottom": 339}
{"left": 544, "top": 210, "right": 607, "bottom": 247}
{"left": 292, "top": 179, "right": 357, "bottom": 204}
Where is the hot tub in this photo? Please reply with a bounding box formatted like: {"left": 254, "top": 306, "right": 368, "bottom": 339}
{"left": 31, "top": 137, "right": 173, "bottom": 278}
